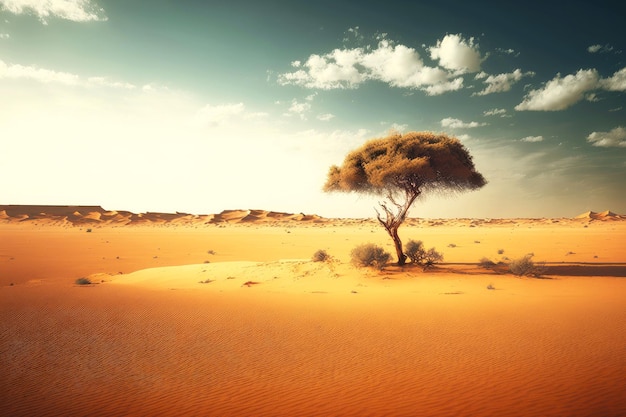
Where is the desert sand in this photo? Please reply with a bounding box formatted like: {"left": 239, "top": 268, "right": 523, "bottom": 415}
{"left": 1, "top": 206, "right": 625, "bottom": 416}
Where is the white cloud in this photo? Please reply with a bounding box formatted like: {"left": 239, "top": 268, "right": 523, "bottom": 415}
{"left": 600, "top": 67, "right": 626, "bottom": 91}
{"left": 386, "top": 122, "right": 408, "bottom": 133}
{"left": 587, "top": 44, "right": 614, "bottom": 53}
{"left": 287, "top": 99, "right": 312, "bottom": 119}
{"left": 0, "top": 0, "right": 107, "bottom": 24}
{"left": 496, "top": 48, "right": 517, "bottom": 56}
{"left": 428, "top": 34, "right": 483, "bottom": 74}
{"left": 587, "top": 126, "right": 626, "bottom": 147}
{"left": 474, "top": 69, "right": 534, "bottom": 95}
{"left": 423, "top": 77, "right": 464, "bottom": 96}
{"left": 0, "top": 33, "right": 9, "bottom": 39}
{"left": 520, "top": 135, "right": 543, "bottom": 143}
{"left": 483, "top": 108, "right": 507, "bottom": 117}
{"left": 440, "top": 117, "right": 487, "bottom": 129}
{"left": 281, "top": 48, "right": 366, "bottom": 90}
{"left": 278, "top": 34, "right": 477, "bottom": 95}
{"left": 195, "top": 102, "right": 245, "bottom": 126}
{"left": 515, "top": 69, "right": 599, "bottom": 111}
{"left": 317, "top": 113, "right": 335, "bottom": 121}
{"left": 360, "top": 40, "right": 447, "bottom": 89}
{"left": 0, "top": 59, "right": 135, "bottom": 89}
{"left": 515, "top": 67, "right": 626, "bottom": 111}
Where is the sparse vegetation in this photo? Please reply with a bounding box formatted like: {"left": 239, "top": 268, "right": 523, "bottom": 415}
{"left": 508, "top": 254, "right": 546, "bottom": 277}
{"left": 404, "top": 240, "right": 425, "bottom": 264}
{"left": 405, "top": 239, "right": 443, "bottom": 268}
{"left": 448, "top": 243, "right": 457, "bottom": 248}
{"left": 312, "top": 249, "right": 331, "bottom": 262}
{"left": 423, "top": 248, "right": 444, "bottom": 268}
{"left": 75, "top": 277, "right": 92, "bottom": 285}
{"left": 479, "top": 257, "right": 497, "bottom": 269}
{"left": 487, "top": 283, "right": 496, "bottom": 290}
{"left": 350, "top": 243, "right": 391, "bottom": 270}
{"left": 497, "top": 249, "right": 505, "bottom": 255}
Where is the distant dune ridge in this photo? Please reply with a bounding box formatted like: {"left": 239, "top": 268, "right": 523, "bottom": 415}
{"left": 574, "top": 210, "right": 626, "bottom": 220}
{"left": 0, "top": 205, "right": 326, "bottom": 226}
{"left": 1, "top": 205, "right": 624, "bottom": 226}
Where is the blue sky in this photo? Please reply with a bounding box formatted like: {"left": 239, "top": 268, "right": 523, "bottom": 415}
{"left": 1, "top": 0, "right": 625, "bottom": 218}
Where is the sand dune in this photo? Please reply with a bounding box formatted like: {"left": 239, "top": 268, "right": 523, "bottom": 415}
{"left": 1, "top": 206, "right": 625, "bottom": 416}
{"left": 2, "top": 205, "right": 624, "bottom": 228}
{"left": 575, "top": 209, "right": 626, "bottom": 220}
{"left": 0, "top": 205, "right": 327, "bottom": 226}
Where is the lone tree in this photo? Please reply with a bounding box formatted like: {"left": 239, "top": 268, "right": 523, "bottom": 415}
{"left": 324, "top": 131, "right": 486, "bottom": 266}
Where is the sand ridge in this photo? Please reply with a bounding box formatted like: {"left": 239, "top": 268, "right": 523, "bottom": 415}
{"left": 2, "top": 205, "right": 625, "bottom": 228}
{"left": 0, "top": 205, "right": 327, "bottom": 226}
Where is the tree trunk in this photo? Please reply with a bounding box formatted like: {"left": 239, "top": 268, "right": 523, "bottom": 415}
{"left": 375, "top": 188, "right": 420, "bottom": 266}
{"left": 389, "top": 224, "right": 406, "bottom": 266}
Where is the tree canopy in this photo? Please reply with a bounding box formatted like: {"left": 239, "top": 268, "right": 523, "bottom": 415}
{"left": 324, "top": 131, "right": 486, "bottom": 197}
{"left": 324, "top": 131, "right": 486, "bottom": 265}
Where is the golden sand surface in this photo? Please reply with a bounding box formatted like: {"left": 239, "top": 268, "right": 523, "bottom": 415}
{"left": 1, "top": 210, "right": 626, "bottom": 416}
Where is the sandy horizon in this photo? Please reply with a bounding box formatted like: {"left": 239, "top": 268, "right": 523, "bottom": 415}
{"left": 1, "top": 206, "right": 625, "bottom": 416}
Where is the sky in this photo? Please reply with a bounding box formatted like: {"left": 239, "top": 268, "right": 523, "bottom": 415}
{"left": 1, "top": 0, "right": 625, "bottom": 218}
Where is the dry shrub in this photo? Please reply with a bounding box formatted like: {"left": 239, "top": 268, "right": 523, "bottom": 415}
{"left": 405, "top": 239, "right": 426, "bottom": 264}
{"left": 423, "top": 248, "right": 444, "bottom": 268}
{"left": 312, "top": 249, "right": 331, "bottom": 262}
{"left": 479, "top": 257, "right": 496, "bottom": 269}
{"left": 509, "top": 254, "right": 546, "bottom": 277}
{"left": 350, "top": 243, "right": 391, "bottom": 270}
{"left": 405, "top": 239, "right": 443, "bottom": 268}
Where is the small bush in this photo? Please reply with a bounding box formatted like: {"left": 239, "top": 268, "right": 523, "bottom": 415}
{"left": 479, "top": 257, "right": 496, "bottom": 269}
{"left": 423, "top": 248, "right": 444, "bottom": 268}
{"left": 509, "top": 254, "right": 546, "bottom": 277}
{"left": 405, "top": 240, "right": 425, "bottom": 264}
{"left": 497, "top": 249, "right": 505, "bottom": 255}
{"left": 405, "top": 239, "right": 443, "bottom": 268}
{"left": 312, "top": 249, "right": 331, "bottom": 262}
{"left": 75, "top": 277, "right": 92, "bottom": 285}
{"left": 350, "top": 243, "right": 391, "bottom": 270}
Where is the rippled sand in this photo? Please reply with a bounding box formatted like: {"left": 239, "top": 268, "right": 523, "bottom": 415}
{"left": 2, "top": 218, "right": 625, "bottom": 416}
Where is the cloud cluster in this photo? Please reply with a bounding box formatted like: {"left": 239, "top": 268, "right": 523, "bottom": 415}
{"left": 520, "top": 136, "right": 543, "bottom": 143}
{"left": 0, "top": 0, "right": 107, "bottom": 24}
{"left": 278, "top": 34, "right": 483, "bottom": 95}
{"left": 483, "top": 108, "right": 507, "bottom": 117}
{"left": 587, "top": 44, "right": 615, "bottom": 54}
{"left": 516, "top": 67, "right": 626, "bottom": 111}
{"left": 428, "top": 34, "right": 482, "bottom": 74}
{"left": 0, "top": 59, "right": 134, "bottom": 88}
{"left": 440, "top": 117, "right": 487, "bottom": 129}
{"left": 587, "top": 126, "right": 626, "bottom": 147}
{"left": 474, "top": 69, "right": 534, "bottom": 96}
